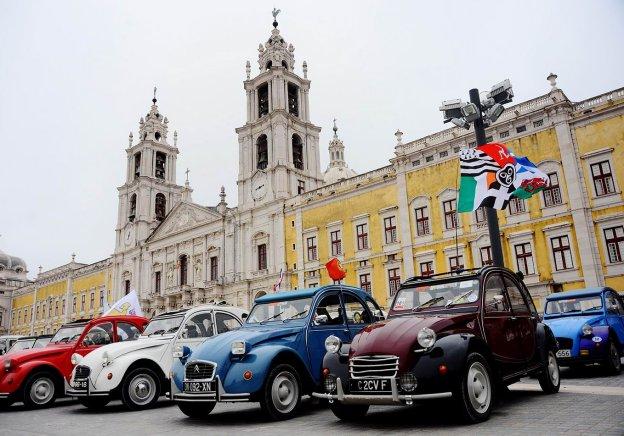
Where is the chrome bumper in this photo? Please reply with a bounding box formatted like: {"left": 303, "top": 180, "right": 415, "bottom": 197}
{"left": 173, "top": 376, "right": 251, "bottom": 403}
{"left": 0, "top": 392, "right": 9, "bottom": 399}
{"left": 66, "top": 389, "right": 109, "bottom": 397}
{"left": 311, "top": 377, "right": 452, "bottom": 405}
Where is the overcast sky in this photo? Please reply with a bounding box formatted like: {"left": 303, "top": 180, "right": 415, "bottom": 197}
{"left": 1, "top": 0, "right": 623, "bottom": 277}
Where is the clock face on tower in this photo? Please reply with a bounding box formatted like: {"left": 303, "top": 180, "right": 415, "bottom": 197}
{"left": 124, "top": 226, "right": 135, "bottom": 246}
{"left": 251, "top": 171, "right": 268, "bottom": 201}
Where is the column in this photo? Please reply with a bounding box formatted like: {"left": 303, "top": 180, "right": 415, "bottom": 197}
{"left": 395, "top": 165, "right": 415, "bottom": 277}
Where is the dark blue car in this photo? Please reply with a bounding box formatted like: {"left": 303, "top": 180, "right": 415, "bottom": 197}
{"left": 171, "top": 285, "right": 383, "bottom": 420}
{"left": 543, "top": 287, "right": 624, "bottom": 373}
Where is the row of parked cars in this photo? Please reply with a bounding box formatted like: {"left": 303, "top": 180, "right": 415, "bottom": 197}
{"left": 0, "top": 334, "right": 53, "bottom": 356}
{"left": 1, "top": 266, "right": 622, "bottom": 424}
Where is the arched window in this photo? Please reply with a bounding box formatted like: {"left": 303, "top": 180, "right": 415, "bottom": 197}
{"left": 180, "top": 255, "right": 188, "bottom": 286}
{"left": 258, "top": 83, "right": 269, "bottom": 117}
{"left": 155, "top": 152, "right": 166, "bottom": 179}
{"left": 265, "top": 61, "right": 272, "bottom": 70}
{"left": 287, "top": 83, "right": 299, "bottom": 117}
{"left": 134, "top": 152, "right": 141, "bottom": 178}
{"left": 155, "top": 193, "right": 166, "bottom": 221}
{"left": 129, "top": 194, "right": 137, "bottom": 221}
{"left": 281, "top": 60, "right": 288, "bottom": 69}
{"left": 292, "top": 134, "right": 304, "bottom": 170}
{"left": 257, "top": 135, "right": 268, "bottom": 170}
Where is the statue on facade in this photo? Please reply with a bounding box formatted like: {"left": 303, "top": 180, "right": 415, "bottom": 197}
{"left": 194, "top": 256, "right": 202, "bottom": 283}
{"left": 166, "top": 265, "right": 174, "bottom": 286}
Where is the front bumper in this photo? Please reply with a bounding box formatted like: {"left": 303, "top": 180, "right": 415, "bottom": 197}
{"left": 173, "top": 376, "right": 251, "bottom": 403}
{"left": 312, "top": 377, "right": 452, "bottom": 405}
{"left": 0, "top": 392, "right": 9, "bottom": 399}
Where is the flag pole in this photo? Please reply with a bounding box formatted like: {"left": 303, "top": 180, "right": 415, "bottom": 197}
{"left": 469, "top": 88, "right": 504, "bottom": 267}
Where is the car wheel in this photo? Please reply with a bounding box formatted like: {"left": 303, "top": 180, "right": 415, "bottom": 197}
{"left": 178, "top": 401, "right": 216, "bottom": 418}
{"left": 603, "top": 339, "right": 622, "bottom": 375}
{"left": 260, "top": 363, "right": 302, "bottom": 421}
{"left": 454, "top": 352, "right": 494, "bottom": 423}
{"left": 22, "top": 371, "right": 57, "bottom": 409}
{"left": 329, "top": 402, "right": 369, "bottom": 421}
{"left": 538, "top": 350, "right": 560, "bottom": 394}
{"left": 120, "top": 368, "right": 161, "bottom": 410}
{"left": 78, "top": 397, "right": 110, "bottom": 409}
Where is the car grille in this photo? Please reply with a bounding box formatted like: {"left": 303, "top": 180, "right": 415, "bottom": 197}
{"left": 185, "top": 361, "right": 216, "bottom": 381}
{"left": 75, "top": 365, "right": 91, "bottom": 379}
{"left": 349, "top": 355, "right": 399, "bottom": 379}
{"left": 556, "top": 337, "right": 573, "bottom": 349}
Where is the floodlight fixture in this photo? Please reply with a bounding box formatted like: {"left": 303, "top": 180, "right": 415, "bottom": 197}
{"left": 451, "top": 117, "right": 470, "bottom": 130}
{"left": 460, "top": 103, "right": 479, "bottom": 123}
{"left": 440, "top": 99, "right": 463, "bottom": 122}
{"left": 487, "top": 79, "right": 514, "bottom": 104}
{"left": 481, "top": 97, "right": 495, "bottom": 109}
{"left": 485, "top": 103, "right": 505, "bottom": 124}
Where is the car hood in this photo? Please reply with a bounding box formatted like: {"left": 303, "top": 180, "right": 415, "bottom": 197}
{"left": 544, "top": 314, "right": 604, "bottom": 337}
{"left": 0, "top": 343, "right": 73, "bottom": 365}
{"left": 80, "top": 336, "right": 174, "bottom": 364}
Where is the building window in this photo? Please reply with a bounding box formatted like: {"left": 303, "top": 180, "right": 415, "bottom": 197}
{"left": 591, "top": 161, "right": 615, "bottom": 197}
{"left": 359, "top": 273, "right": 371, "bottom": 294}
{"left": 420, "top": 261, "right": 434, "bottom": 277}
{"left": 425, "top": 155, "right": 434, "bottom": 163}
{"left": 73, "top": 297, "right": 76, "bottom": 313}
{"left": 154, "top": 193, "right": 167, "bottom": 221}
{"left": 439, "top": 150, "right": 448, "bottom": 158}
{"left": 307, "top": 236, "right": 318, "bottom": 261}
{"left": 551, "top": 235, "right": 573, "bottom": 271}
{"left": 604, "top": 226, "right": 624, "bottom": 263}
{"left": 258, "top": 244, "right": 267, "bottom": 270}
{"left": 297, "top": 180, "right": 305, "bottom": 195}
{"left": 384, "top": 216, "right": 397, "bottom": 244}
{"left": 134, "top": 152, "right": 141, "bottom": 178}
{"left": 443, "top": 199, "right": 458, "bottom": 230}
{"left": 533, "top": 119, "right": 544, "bottom": 128}
{"left": 468, "top": 141, "right": 476, "bottom": 148}
{"left": 509, "top": 197, "right": 526, "bottom": 215}
{"left": 415, "top": 206, "right": 430, "bottom": 236}
{"left": 129, "top": 193, "right": 137, "bottom": 221}
{"left": 256, "top": 135, "right": 268, "bottom": 170}
{"left": 155, "top": 151, "right": 166, "bottom": 180}
{"left": 449, "top": 255, "right": 464, "bottom": 271}
{"left": 480, "top": 246, "right": 493, "bottom": 266}
{"left": 100, "top": 290, "right": 105, "bottom": 307}
{"left": 90, "top": 292, "right": 94, "bottom": 309}
{"left": 412, "top": 160, "right": 420, "bottom": 167}
{"left": 258, "top": 82, "right": 269, "bottom": 117}
{"left": 124, "top": 279, "right": 131, "bottom": 295}
{"left": 356, "top": 223, "right": 369, "bottom": 250}
{"left": 36, "top": 305, "right": 40, "bottom": 320}
{"left": 81, "top": 295, "right": 85, "bottom": 311}
{"left": 330, "top": 230, "right": 342, "bottom": 256}
{"left": 388, "top": 268, "right": 401, "bottom": 296}
{"left": 210, "top": 256, "right": 219, "bottom": 281}
{"left": 287, "top": 83, "right": 299, "bottom": 117}
{"left": 500, "top": 130, "right": 509, "bottom": 139}
{"left": 179, "top": 255, "right": 188, "bottom": 286}
{"left": 292, "top": 134, "right": 304, "bottom": 170}
{"left": 516, "top": 125, "right": 526, "bottom": 133}
{"left": 543, "top": 172, "right": 562, "bottom": 207}
{"left": 453, "top": 146, "right": 461, "bottom": 153}
{"left": 475, "top": 206, "right": 486, "bottom": 224}
{"left": 515, "top": 243, "right": 535, "bottom": 275}
{"left": 61, "top": 299, "right": 65, "bottom": 315}
{"left": 359, "top": 259, "right": 368, "bottom": 267}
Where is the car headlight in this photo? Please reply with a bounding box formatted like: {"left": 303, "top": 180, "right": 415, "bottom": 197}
{"left": 71, "top": 353, "right": 82, "bottom": 365}
{"left": 172, "top": 345, "right": 183, "bottom": 358}
{"left": 582, "top": 324, "right": 593, "bottom": 336}
{"left": 324, "top": 375, "right": 337, "bottom": 393}
{"left": 102, "top": 351, "right": 112, "bottom": 367}
{"left": 231, "top": 340, "right": 246, "bottom": 355}
{"left": 325, "top": 335, "right": 342, "bottom": 354}
{"left": 399, "top": 372, "right": 417, "bottom": 392}
{"left": 3, "top": 359, "right": 13, "bottom": 372}
{"left": 417, "top": 328, "right": 437, "bottom": 349}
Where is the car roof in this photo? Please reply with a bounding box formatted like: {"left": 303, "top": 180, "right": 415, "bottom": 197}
{"left": 545, "top": 287, "right": 612, "bottom": 300}
{"left": 152, "top": 305, "right": 248, "bottom": 319}
{"left": 254, "top": 285, "right": 369, "bottom": 304}
{"left": 15, "top": 336, "right": 38, "bottom": 341}
{"left": 400, "top": 266, "right": 516, "bottom": 288}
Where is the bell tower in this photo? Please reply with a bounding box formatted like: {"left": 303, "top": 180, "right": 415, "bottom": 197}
{"left": 236, "top": 12, "right": 323, "bottom": 211}
{"left": 115, "top": 89, "right": 185, "bottom": 252}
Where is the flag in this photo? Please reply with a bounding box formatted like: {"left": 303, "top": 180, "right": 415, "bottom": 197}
{"left": 103, "top": 290, "right": 144, "bottom": 317}
{"left": 325, "top": 258, "right": 346, "bottom": 281}
{"left": 272, "top": 268, "right": 284, "bottom": 291}
{"left": 458, "top": 142, "right": 548, "bottom": 212}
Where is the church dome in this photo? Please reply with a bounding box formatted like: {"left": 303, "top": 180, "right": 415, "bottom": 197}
{"left": 324, "top": 165, "right": 357, "bottom": 185}
{"left": 323, "top": 119, "right": 357, "bottom": 185}
{"left": 0, "top": 248, "right": 27, "bottom": 272}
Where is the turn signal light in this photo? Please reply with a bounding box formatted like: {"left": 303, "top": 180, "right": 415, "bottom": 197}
{"left": 243, "top": 370, "right": 253, "bottom": 380}
{"left": 107, "top": 373, "right": 113, "bottom": 380}
{"left": 322, "top": 368, "right": 330, "bottom": 377}
{"left": 438, "top": 364, "right": 448, "bottom": 376}
{"left": 580, "top": 349, "right": 589, "bottom": 356}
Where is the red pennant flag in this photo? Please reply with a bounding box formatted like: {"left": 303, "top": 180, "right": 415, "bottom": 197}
{"left": 325, "top": 258, "right": 346, "bottom": 281}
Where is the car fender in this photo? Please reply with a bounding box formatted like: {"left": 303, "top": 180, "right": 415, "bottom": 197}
{"left": 7, "top": 360, "right": 65, "bottom": 395}
{"left": 95, "top": 355, "right": 167, "bottom": 393}
{"left": 222, "top": 344, "right": 312, "bottom": 395}
{"left": 535, "top": 323, "right": 558, "bottom": 362}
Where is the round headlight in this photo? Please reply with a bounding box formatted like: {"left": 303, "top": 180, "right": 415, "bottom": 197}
{"left": 399, "top": 372, "right": 417, "bottom": 392}
{"left": 417, "top": 328, "right": 437, "bottom": 349}
{"left": 325, "top": 335, "right": 342, "bottom": 354}
{"left": 582, "top": 324, "right": 593, "bottom": 336}
{"left": 70, "top": 353, "right": 82, "bottom": 365}
{"left": 231, "top": 340, "right": 246, "bottom": 355}
{"left": 324, "top": 375, "right": 337, "bottom": 393}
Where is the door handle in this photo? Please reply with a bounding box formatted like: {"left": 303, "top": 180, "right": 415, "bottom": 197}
{"left": 510, "top": 316, "right": 517, "bottom": 321}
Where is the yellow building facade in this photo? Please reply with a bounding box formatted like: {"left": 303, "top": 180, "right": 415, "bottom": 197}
{"left": 10, "top": 258, "right": 112, "bottom": 335}
{"left": 285, "top": 85, "right": 624, "bottom": 309}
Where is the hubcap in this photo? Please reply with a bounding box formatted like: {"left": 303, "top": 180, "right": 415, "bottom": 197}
{"left": 467, "top": 361, "right": 491, "bottom": 413}
{"left": 611, "top": 343, "right": 621, "bottom": 369}
{"left": 271, "top": 371, "right": 298, "bottom": 414}
{"left": 548, "top": 352, "right": 560, "bottom": 385}
{"left": 30, "top": 377, "right": 55, "bottom": 405}
{"left": 128, "top": 374, "right": 156, "bottom": 406}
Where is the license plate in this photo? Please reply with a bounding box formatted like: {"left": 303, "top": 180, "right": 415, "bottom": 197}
{"left": 556, "top": 349, "right": 571, "bottom": 358}
{"left": 73, "top": 379, "right": 88, "bottom": 390}
{"left": 183, "top": 381, "right": 214, "bottom": 393}
{"left": 349, "top": 378, "right": 391, "bottom": 394}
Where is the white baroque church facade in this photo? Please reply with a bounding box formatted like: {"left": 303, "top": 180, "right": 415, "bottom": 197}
{"left": 112, "top": 19, "right": 343, "bottom": 315}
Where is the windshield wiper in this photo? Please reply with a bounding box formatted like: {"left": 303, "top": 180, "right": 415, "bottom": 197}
{"left": 582, "top": 306, "right": 602, "bottom": 312}
{"left": 445, "top": 290, "right": 476, "bottom": 308}
{"left": 282, "top": 310, "right": 309, "bottom": 322}
{"left": 148, "top": 329, "right": 165, "bottom": 336}
{"left": 412, "top": 296, "right": 445, "bottom": 312}
{"left": 260, "top": 311, "right": 285, "bottom": 324}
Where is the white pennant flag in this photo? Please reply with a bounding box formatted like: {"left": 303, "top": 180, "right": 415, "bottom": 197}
{"left": 103, "top": 290, "right": 144, "bottom": 317}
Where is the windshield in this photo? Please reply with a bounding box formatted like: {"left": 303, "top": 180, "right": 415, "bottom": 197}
{"left": 545, "top": 296, "right": 603, "bottom": 315}
{"left": 33, "top": 337, "right": 51, "bottom": 348}
{"left": 141, "top": 315, "right": 185, "bottom": 336}
{"left": 7, "top": 339, "right": 36, "bottom": 354}
{"left": 50, "top": 325, "right": 86, "bottom": 344}
{"left": 392, "top": 279, "right": 480, "bottom": 312}
{"left": 247, "top": 297, "right": 313, "bottom": 324}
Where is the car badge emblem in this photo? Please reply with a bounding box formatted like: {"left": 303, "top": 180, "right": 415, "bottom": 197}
{"left": 194, "top": 365, "right": 200, "bottom": 373}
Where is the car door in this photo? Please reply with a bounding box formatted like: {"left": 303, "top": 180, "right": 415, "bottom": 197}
{"left": 503, "top": 274, "right": 537, "bottom": 364}
{"left": 307, "top": 291, "right": 351, "bottom": 383}
{"left": 214, "top": 311, "right": 243, "bottom": 335}
{"left": 604, "top": 291, "right": 624, "bottom": 346}
{"left": 481, "top": 272, "right": 525, "bottom": 375}
{"left": 176, "top": 310, "right": 216, "bottom": 352}
{"left": 341, "top": 292, "right": 374, "bottom": 338}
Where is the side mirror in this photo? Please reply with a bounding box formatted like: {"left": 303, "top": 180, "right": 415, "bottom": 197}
{"left": 374, "top": 310, "right": 385, "bottom": 321}
{"left": 314, "top": 314, "right": 328, "bottom": 325}
{"left": 173, "top": 345, "right": 192, "bottom": 361}
{"left": 241, "top": 313, "right": 248, "bottom": 319}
